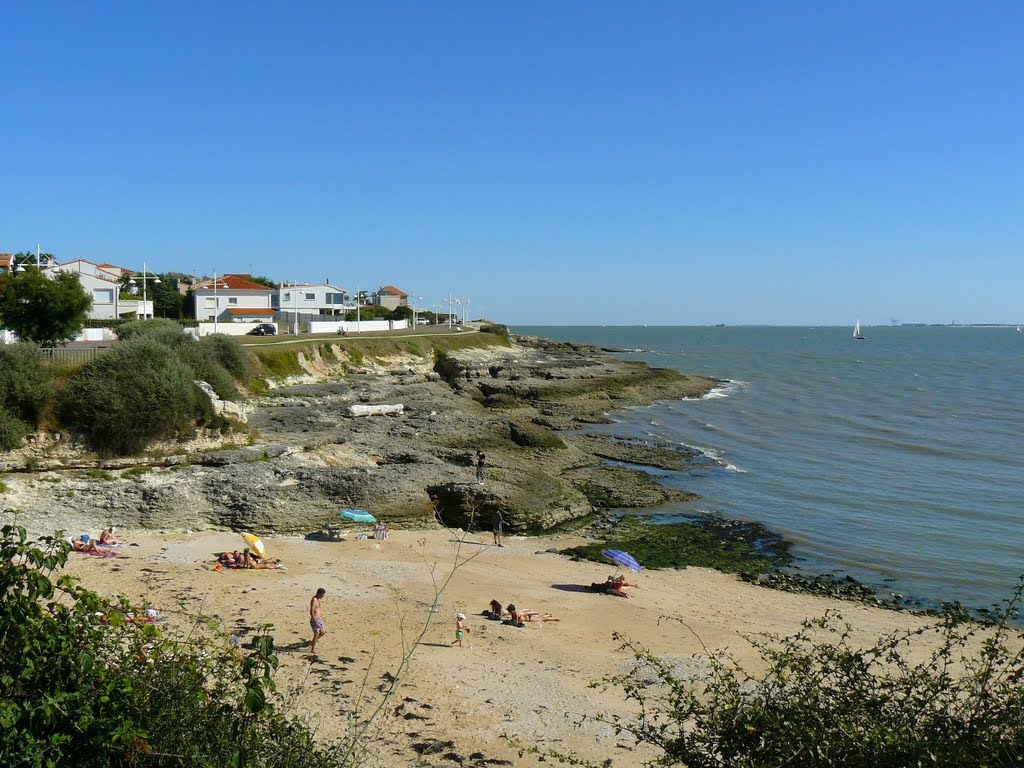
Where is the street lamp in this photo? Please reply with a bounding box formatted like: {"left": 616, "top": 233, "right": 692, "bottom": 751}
{"left": 14, "top": 244, "right": 43, "bottom": 273}
{"left": 409, "top": 290, "right": 423, "bottom": 328}
{"left": 127, "top": 262, "right": 161, "bottom": 320}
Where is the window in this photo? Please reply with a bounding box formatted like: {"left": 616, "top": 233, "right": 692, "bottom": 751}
{"left": 283, "top": 292, "right": 290, "bottom": 301}
{"left": 229, "top": 297, "right": 238, "bottom": 305}
{"left": 93, "top": 288, "right": 113, "bottom": 304}
{"left": 305, "top": 293, "right": 315, "bottom": 300}
{"left": 205, "top": 298, "right": 216, "bottom": 308}
{"left": 327, "top": 292, "right": 346, "bottom": 304}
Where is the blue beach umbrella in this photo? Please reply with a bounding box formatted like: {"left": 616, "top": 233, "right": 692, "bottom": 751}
{"left": 602, "top": 549, "right": 642, "bottom": 572}
{"left": 338, "top": 509, "right": 377, "bottom": 524}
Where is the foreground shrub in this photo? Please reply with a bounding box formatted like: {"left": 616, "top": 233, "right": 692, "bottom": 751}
{"left": 176, "top": 341, "right": 240, "bottom": 401}
{"left": 570, "top": 588, "right": 1024, "bottom": 768}
{"left": 113, "top": 317, "right": 190, "bottom": 346}
{"left": 0, "top": 525, "right": 347, "bottom": 768}
{"left": 59, "top": 339, "right": 207, "bottom": 456}
{"left": 201, "top": 333, "right": 252, "bottom": 383}
{"left": 0, "top": 342, "right": 50, "bottom": 427}
{"left": 0, "top": 405, "right": 28, "bottom": 450}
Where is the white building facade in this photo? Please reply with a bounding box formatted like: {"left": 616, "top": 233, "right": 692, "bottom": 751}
{"left": 44, "top": 259, "right": 152, "bottom": 320}
{"left": 191, "top": 274, "right": 275, "bottom": 322}
{"left": 273, "top": 282, "right": 350, "bottom": 318}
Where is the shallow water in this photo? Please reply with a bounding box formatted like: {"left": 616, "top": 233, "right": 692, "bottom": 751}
{"left": 515, "top": 325, "right": 1024, "bottom": 609}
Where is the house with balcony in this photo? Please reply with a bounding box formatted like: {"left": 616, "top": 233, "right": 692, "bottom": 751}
{"left": 272, "top": 282, "right": 350, "bottom": 319}
{"left": 372, "top": 285, "right": 408, "bottom": 311}
{"left": 191, "top": 274, "right": 275, "bottom": 323}
{"left": 44, "top": 259, "right": 153, "bottom": 320}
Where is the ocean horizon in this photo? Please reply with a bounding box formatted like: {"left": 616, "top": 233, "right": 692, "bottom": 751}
{"left": 514, "top": 324, "right": 1024, "bottom": 611}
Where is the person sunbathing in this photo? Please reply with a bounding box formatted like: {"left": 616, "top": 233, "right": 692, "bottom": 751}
{"left": 217, "top": 551, "right": 241, "bottom": 566}
{"left": 505, "top": 604, "right": 560, "bottom": 625}
{"left": 73, "top": 538, "right": 100, "bottom": 553}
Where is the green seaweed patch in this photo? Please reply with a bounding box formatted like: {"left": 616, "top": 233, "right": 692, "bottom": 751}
{"left": 561, "top": 516, "right": 787, "bottom": 574}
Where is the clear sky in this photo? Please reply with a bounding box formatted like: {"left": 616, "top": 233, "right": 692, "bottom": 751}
{"left": 2, "top": 3, "right": 1021, "bottom": 325}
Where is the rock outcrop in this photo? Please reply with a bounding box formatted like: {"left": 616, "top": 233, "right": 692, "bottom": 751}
{"left": 3, "top": 333, "right": 720, "bottom": 536}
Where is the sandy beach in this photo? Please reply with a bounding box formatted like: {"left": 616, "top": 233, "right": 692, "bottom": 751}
{"left": 58, "top": 525, "right": 942, "bottom": 767}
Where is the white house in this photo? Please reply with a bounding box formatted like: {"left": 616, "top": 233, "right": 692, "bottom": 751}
{"left": 191, "top": 274, "right": 275, "bottom": 323}
{"left": 44, "top": 259, "right": 152, "bottom": 320}
{"left": 273, "top": 282, "right": 351, "bottom": 318}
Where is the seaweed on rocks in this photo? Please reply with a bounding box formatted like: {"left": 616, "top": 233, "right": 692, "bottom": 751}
{"left": 561, "top": 514, "right": 790, "bottom": 574}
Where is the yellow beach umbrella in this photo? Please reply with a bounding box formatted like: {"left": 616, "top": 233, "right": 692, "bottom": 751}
{"left": 241, "top": 533, "right": 266, "bottom": 558}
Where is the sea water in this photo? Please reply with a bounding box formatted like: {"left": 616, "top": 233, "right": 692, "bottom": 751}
{"left": 515, "top": 325, "right": 1024, "bottom": 610}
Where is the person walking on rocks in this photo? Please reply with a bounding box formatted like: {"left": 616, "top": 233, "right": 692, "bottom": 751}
{"left": 309, "top": 588, "right": 327, "bottom": 655}
{"left": 475, "top": 450, "right": 486, "bottom": 484}
{"left": 492, "top": 509, "right": 507, "bottom": 547}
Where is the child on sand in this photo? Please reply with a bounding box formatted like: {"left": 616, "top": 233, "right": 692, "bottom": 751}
{"left": 451, "top": 612, "right": 471, "bottom": 647}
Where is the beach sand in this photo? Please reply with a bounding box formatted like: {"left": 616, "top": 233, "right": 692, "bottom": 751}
{"left": 61, "top": 527, "right": 939, "bottom": 767}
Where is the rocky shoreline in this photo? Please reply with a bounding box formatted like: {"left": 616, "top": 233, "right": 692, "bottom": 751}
{"left": 2, "top": 333, "right": 723, "bottom": 538}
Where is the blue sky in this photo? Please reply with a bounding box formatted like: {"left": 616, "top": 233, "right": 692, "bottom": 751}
{"left": 2, "top": 3, "right": 1021, "bottom": 325}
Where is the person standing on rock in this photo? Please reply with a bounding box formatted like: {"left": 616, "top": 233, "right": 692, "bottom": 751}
{"left": 492, "top": 509, "right": 507, "bottom": 547}
{"left": 475, "top": 450, "right": 486, "bottom": 484}
{"left": 309, "top": 588, "right": 327, "bottom": 655}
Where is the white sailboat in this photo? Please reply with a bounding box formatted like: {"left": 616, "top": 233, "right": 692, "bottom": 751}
{"left": 854, "top": 318, "right": 866, "bottom": 340}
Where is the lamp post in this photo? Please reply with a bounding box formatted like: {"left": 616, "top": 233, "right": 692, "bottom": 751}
{"left": 128, "top": 262, "right": 161, "bottom": 320}
{"left": 409, "top": 290, "right": 423, "bottom": 328}
{"left": 461, "top": 297, "right": 471, "bottom": 325}
{"left": 14, "top": 244, "right": 42, "bottom": 273}
{"left": 213, "top": 272, "right": 219, "bottom": 334}
{"left": 292, "top": 283, "right": 299, "bottom": 335}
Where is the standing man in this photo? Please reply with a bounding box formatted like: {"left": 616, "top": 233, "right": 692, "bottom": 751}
{"left": 309, "top": 587, "right": 326, "bottom": 655}
{"left": 492, "top": 509, "right": 507, "bottom": 547}
{"left": 475, "top": 450, "right": 486, "bottom": 484}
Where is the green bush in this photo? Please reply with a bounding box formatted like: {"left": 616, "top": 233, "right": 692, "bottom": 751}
{"left": 0, "top": 525, "right": 353, "bottom": 768}
{"left": 0, "top": 406, "right": 27, "bottom": 451}
{"left": 566, "top": 589, "right": 1024, "bottom": 768}
{"left": 59, "top": 339, "right": 207, "bottom": 456}
{"left": 200, "top": 333, "right": 251, "bottom": 382}
{"left": 0, "top": 342, "right": 50, "bottom": 427}
{"left": 176, "top": 341, "right": 240, "bottom": 401}
{"left": 113, "top": 318, "right": 190, "bottom": 346}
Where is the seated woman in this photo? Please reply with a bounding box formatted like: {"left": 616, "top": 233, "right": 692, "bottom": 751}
{"left": 99, "top": 526, "right": 119, "bottom": 545}
{"left": 484, "top": 599, "right": 505, "bottom": 620}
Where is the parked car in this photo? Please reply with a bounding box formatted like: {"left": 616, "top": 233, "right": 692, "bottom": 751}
{"left": 247, "top": 323, "right": 278, "bottom": 336}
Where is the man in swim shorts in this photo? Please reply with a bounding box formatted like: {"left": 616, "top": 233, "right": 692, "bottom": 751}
{"left": 309, "top": 588, "right": 327, "bottom": 654}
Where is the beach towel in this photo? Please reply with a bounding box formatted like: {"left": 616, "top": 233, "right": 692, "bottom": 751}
{"left": 73, "top": 549, "right": 119, "bottom": 558}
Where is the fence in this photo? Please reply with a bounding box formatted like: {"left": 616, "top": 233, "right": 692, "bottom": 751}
{"left": 40, "top": 347, "right": 106, "bottom": 365}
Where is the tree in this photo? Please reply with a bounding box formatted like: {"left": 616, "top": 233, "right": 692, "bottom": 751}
{"left": 11, "top": 251, "right": 56, "bottom": 269}
{"left": 389, "top": 305, "right": 413, "bottom": 321}
{"left": 0, "top": 267, "right": 91, "bottom": 345}
{"left": 250, "top": 275, "right": 279, "bottom": 289}
{"left": 119, "top": 272, "right": 194, "bottom": 319}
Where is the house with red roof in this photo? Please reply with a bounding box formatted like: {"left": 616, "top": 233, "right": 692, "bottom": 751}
{"left": 373, "top": 285, "right": 408, "bottom": 311}
{"left": 191, "top": 274, "right": 275, "bottom": 323}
